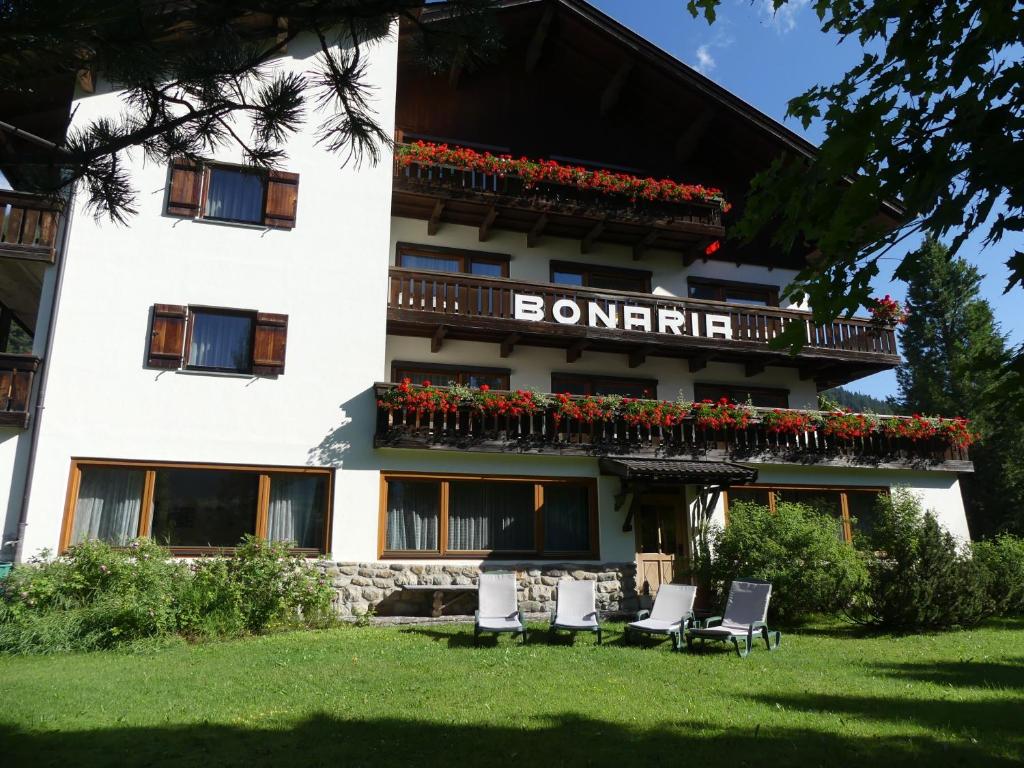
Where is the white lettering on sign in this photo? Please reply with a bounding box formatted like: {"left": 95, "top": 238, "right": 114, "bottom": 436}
{"left": 512, "top": 293, "right": 736, "bottom": 341}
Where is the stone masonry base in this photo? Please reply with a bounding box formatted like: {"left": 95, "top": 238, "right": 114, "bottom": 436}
{"left": 315, "top": 561, "right": 639, "bottom": 618}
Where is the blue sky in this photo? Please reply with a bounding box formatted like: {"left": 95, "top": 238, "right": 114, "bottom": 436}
{"left": 591, "top": 0, "right": 1022, "bottom": 401}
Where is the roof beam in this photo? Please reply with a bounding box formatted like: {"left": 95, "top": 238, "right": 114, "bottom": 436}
{"left": 567, "top": 339, "right": 590, "bottom": 363}
{"left": 581, "top": 218, "right": 606, "bottom": 254}
{"left": 684, "top": 237, "right": 716, "bottom": 267}
{"left": 527, "top": 213, "right": 548, "bottom": 248}
{"left": 628, "top": 347, "right": 648, "bottom": 369}
{"left": 633, "top": 229, "right": 659, "bottom": 261}
{"left": 600, "top": 60, "right": 633, "bottom": 117}
{"left": 688, "top": 355, "right": 709, "bottom": 373}
{"left": 525, "top": 5, "right": 556, "bottom": 74}
{"left": 427, "top": 199, "right": 445, "bottom": 236}
{"left": 431, "top": 325, "right": 448, "bottom": 353}
{"left": 675, "top": 108, "right": 716, "bottom": 163}
{"left": 744, "top": 361, "right": 766, "bottom": 378}
{"left": 478, "top": 205, "right": 497, "bottom": 242}
{"left": 500, "top": 333, "right": 520, "bottom": 358}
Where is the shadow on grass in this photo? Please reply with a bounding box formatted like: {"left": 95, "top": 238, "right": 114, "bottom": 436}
{"left": 2, "top": 712, "right": 1020, "bottom": 768}
{"left": 870, "top": 657, "right": 1024, "bottom": 691}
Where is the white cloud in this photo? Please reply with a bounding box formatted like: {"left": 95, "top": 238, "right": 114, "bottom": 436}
{"left": 694, "top": 44, "right": 716, "bottom": 74}
{"left": 758, "top": 0, "right": 810, "bottom": 33}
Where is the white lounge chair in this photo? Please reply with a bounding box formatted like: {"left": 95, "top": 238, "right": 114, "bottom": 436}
{"left": 549, "top": 579, "right": 602, "bottom": 644}
{"left": 685, "top": 578, "right": 781, "bottom": 658}
{"left": 625, "top": 584, "right": 697, "bottom": 650}
{"left": 474, "top": 572, "right": 527, "bottom": 646}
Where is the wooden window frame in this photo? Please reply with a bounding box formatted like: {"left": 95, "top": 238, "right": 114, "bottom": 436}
{"left": 551, "top": 372, "right": 658, "bottom": 398}
{"left": 379, "top": 471, "right": 599, "bottom": 559}
{"left": 693, "top": 383, "right": 790, "bottom": 408}
{"left": 60, "top": 459, "right": 333, "bottom": 556}
{"left": 687, "top": 276, "right": 780, "bottom": 307}
{"left": 722, "top": 484, "right": 889, "bottom": 542}
{"left": 395, "top": 242, "right": 511, "bottom": 277}
{"left": 183, "top": 305, "right": 258, "bottom": 375}
{"left": 549, "top": 260, "right": 652, "bottom": 294}
{"left": 199, "top": 162, "right": 269, "bottom": 225}
{"left": 391, "top": 361, "right": 511, "bottom": 389}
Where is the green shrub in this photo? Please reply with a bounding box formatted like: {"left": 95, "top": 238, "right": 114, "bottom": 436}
{"left": 0, "top": 537, "right": 335, "bottom": 654}
{"left": 851, "top": 489, "right": 989, "bottom": 630}
{"left": 973, "top": 535, "right": 1024, "bottom": 616}
{"left": 697, "top": 500, "right": 869, "bottom": 623}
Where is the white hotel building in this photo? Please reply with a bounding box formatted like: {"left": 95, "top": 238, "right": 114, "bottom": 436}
{"left": 0, "top": 1, "right": 972, "bottom": 614}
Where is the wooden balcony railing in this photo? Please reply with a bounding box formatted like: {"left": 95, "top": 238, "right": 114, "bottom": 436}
{"left": 0, "top": 353, "right": 38, "bottom": 428}
{"left": 373, "top": 384, "right": 972, "bottom": 472}
{"left": 0, "top": 191, "right": 60, "bottom": 263}
{"left": 386, "top": 268, "right": 900, "bottom": 368}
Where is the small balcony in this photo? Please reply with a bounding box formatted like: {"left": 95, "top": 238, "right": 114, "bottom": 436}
{"left": 386, "top": 267, "right": 901, "bottom": 386}
{"left": 0, "top": 353, "right": 39, "bottom": 428}
{"left": 0, "top": 191, "right": 61, "bottom": 264}
{"left": 392, "top": 142, "right": 724, "bottom": 255}
{"left": 373, "top": 383, "right": 973, "bottom": 472}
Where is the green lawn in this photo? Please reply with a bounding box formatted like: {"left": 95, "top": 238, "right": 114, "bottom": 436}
{"left": 1, "top": 620, "right": 1022, "bottom": 767}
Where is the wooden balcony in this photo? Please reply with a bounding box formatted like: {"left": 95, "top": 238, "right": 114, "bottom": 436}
{"left": 0, "top": 353, "right": 38, "bottom": 428}
{"left": 0, "top": 191, "right": 60, "bottom": 264}
{"left": 386, "top": 268, "right": 901, "bottom": 387}
{"left": 373, "top": 384, "right": 972, "bottom": 472}
{"left": 392, "top": 146, "right": 724, "bottom": 256}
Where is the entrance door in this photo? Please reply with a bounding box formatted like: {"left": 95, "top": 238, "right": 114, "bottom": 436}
{"left": 635, "top": 490, "right": 689, "bottom": 597}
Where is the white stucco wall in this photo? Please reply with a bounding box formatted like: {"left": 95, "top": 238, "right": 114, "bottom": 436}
{"left": 19, "top": 31, "right": 399, "bottom": 558}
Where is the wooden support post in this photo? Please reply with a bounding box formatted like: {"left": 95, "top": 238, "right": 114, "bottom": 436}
{"left": 600, "top": 61, "right": 633, "bottom": 117}
{"left": 527, "top": 213, "right": 548, "bottom": 248}
{"left": 431, "top": 325, "right": 448, "bottom": 353}
{"left": 628, "top": 347, "right": 648, "bottom": 369}
{"left": 744, "top": 361, "right": 766, "bottom": 378}
{"left": 581, "top": 218, "right": 606, "bottom": 254}
{"left": 500, "top": 333, "right": 520, "bottom": 358}
{"left": 633, "top": 229, "right": 659, "bottom": 261}
{"left": 688, "top": 356, "right": 709, "bottom": 373}
{"left": 567, "top": 339, "right": 589, "bottom": 363}
{"left": 525, "top": 5, "right": 556, "bottom": 74}
{"left": 427, "top": 199, "right": 445, "bottom": 236}
{"left": 479, "top": 205, "right": 497, "bottom": 242}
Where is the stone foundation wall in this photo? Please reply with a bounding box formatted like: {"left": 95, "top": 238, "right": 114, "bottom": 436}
{"left": 315, "top": 561, "right": 638, "bottom": 618}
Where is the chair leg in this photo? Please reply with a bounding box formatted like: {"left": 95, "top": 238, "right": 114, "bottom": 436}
{"left": 596, "top": 627, "right": 602, "bottom": 645}
{"left": 474, "top": 627, "right": 480, "bottom": 648}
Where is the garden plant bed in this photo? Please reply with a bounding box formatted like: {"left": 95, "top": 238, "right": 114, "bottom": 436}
{"left": 1, "top": 619, "right": 1021, "bottom": 767}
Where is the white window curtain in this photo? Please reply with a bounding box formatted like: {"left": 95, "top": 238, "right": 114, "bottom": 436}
{"left": 386, "top": 480, "right": 439, "bottom": 551}
{"left": 267, "top": 474, "right": 325, "bottom": 549}
{"left": 71, "top": 467, "right": 145, "bottom": 546}
{"left": 543, "top": 485, "right": 590, "bottom": 552}
{"left": 448, "top": 482, "right": 533, "bottom": 551}
{"left": 188, "top": 312, "right": 252, "bottom": 370}
{"left": 205, "top": 167, "right": 264, "bottom": 223}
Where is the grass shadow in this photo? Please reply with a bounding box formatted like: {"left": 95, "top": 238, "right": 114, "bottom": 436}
{"left": 870, "top": 657, "right": 1024, "bottom": 692}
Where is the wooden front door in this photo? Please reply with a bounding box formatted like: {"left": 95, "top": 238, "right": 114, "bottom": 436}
{"left": 635, "top": 491, "right": 689, "bottom": 597}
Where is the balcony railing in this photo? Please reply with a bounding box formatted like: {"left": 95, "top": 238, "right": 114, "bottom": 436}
{"left": 386, "top": 268, "right": 900, "bottom": 369}
{"left": 0, "top": 354, "right": 38, "bottom": 428}
{"left": 0, "top": 191, "right": 61, "bottom": 263}
{"left": 373, "top": 384, "right": 972, "bottom": 472}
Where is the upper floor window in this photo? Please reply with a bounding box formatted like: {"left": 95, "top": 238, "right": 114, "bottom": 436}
{"left": 392, "top": 361, "right": 510, "bottom": 390}
{"left": 165, "top": 159, "right": 299, "bottom": 230}
{"left": 550, "top": 260, "right": 651, "bottom": 293}
{"left": 551, "top": 373, "right": 656, "bottom": 399}
{"left": 693, "top": 383, "right": 788, "bottom": 408}
{"left": 0, "top": 300, "right": 32, "bottom": 354}
{"left": 147, "top": 304, "right": 287, "bottom": 376}
{"left": 396, "top": 243, "right": 509, "bottom": 277}
{"left": 687, "top": 277, "right": 779, "bottom": 307}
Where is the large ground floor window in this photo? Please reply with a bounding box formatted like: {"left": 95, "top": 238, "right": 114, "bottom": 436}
{"left": 381, "top": 473, "right": 598, "bottom": 558}
{"left": 724, "top": 484, "right": 887, "bottom": 542}
{"left": 62, "top": 460, "right": 332, "bottom": 555}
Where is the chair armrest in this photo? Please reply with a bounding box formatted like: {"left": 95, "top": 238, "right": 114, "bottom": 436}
{"left": 751, "top": 621, "right": 767, "bottom": 631}
{"left": 680, "top": 610, "right": 695, "bottom": 629}
{"left": 549, "top": 609, "right": 557, "bottom": 626}
{"left": 474, "top": 609, "right": 480, "bottom": 624}
{"left": 518, "top": 608, "right": 527, "bottom": 627}
{"left": 635, "top": 609, "right": 651, "bottom": 622}
{"left": 703, "top": 615, "right": 723, "bottom": 628}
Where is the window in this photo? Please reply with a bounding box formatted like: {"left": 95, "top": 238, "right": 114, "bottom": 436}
{"left": 392, "top": 362, "right": 510, "bottom": 390}
{"left": 724, "top": 485, "right": 887, "bottom": 543}
{"left": 550, "top": 261, "right": 651, "bottom": 293}
{"left": 147, "top": 304, "right": 288, "bottom": 376}
{"left": 396, "top": 243, "right": 509, "bottom": 277}
{"left": 551, "top": 373, "right": 656, "bottom": 398}
{"left": 165, "top": 159, "right": 299, "bottom": 229}
{"left": 693, "top": 383, "right": 789, "bottom": 408}
{"left": 0, "top": 301, "right": 32, "bottom": 354}
{"left": 687, "top": 277, "right": 779, "bottom": 307}
{"left": 62, "top": 461, "right": 331, "bottom": 554}
{"left": 381, "top": 474, "right": 597, "bottom": 557}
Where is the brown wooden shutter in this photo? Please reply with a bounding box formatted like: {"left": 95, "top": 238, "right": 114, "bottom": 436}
{"left": 147, "top": 304, "right": 187, "bottom": 368}
{"left": 166, "top": 159, "right": 203, "bottom": 217}
{"left": 252, "top": 312, "right": 288, "bottom": 375}
{"left": 263, "top": 171, "right": 299, "bottom": 229}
